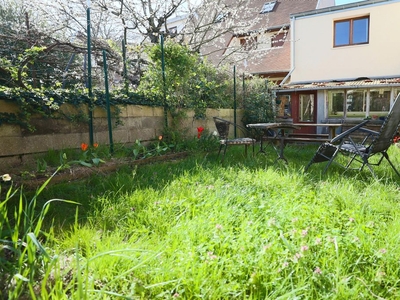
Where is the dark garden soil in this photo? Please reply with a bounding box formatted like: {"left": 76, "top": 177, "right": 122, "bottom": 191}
{"left": 7, "top": 152, "right": 190, "bottom": 191}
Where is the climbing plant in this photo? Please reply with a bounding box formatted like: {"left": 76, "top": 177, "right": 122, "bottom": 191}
{"left": 137, "top": 41, "right": 233, "bottom": 119}
{"left": 0, "top": 86, "right": 151, "bottom": 131}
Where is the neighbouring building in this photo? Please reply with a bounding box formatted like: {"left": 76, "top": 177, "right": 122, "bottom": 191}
{"left": 192, "top": 0, "right": 333, "bottom": 83}
{"left": 164, "top": 14, "right": 189, "bottom": 37}
{"left": 275, "top": 0, "right": 400, "bottom": 132}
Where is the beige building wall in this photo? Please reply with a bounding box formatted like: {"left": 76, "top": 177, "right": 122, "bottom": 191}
{"left": 291, "top": 0, "right": 400, "bottom": 83}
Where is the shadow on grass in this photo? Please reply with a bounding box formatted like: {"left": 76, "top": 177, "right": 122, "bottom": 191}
{"left": 22, "top": 143, "right": 400, "bottom": 231}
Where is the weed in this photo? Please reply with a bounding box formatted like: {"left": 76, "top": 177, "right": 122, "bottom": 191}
{"left": 0, "top": 170, "right": 80, "bottom": 299}
{"left": 3, "top": 146, "right": 400, "bottom": 299}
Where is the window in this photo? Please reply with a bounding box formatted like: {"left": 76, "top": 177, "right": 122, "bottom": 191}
{"left": 334, "top": 16, "right": 369, "bottom": 47}
{"left": 346, "top": 90, "right": 366, "bottom": 117}
{"left": 271, "top": 32, "right": 286, "bottom": 47}
{"left": 328, "top": 91, "right": 345, "bottom": 117}
{"left": 240, "top": 36, "right": 257, "bottom": 51}
{"left": 370, "top": 89, "right": 390, "bottom": 115}
{"left": 328, "top": 89, "right": 391, "bottom": 118}
{"left": 168, "top": 26, "right": 177, "bottom": 35}
{"left": 299, "top": 94, "right": 314, "bottom": 122}
{"left": 214, "top": 12, "right": 226, "bottom": 23}
{"left": 277, "top": 95, "right": 291, "bottom": 117}
{"left": 260, "top": 1, "right": 276, "bottom": 14}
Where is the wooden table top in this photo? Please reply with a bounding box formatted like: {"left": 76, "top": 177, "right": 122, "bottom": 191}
{"left": 247, "top": 123, "right": 301, "bottom": 130}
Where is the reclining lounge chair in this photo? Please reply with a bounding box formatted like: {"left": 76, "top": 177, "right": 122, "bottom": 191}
{"left": 304, "top": 94, "right": 400, "bottom": 178}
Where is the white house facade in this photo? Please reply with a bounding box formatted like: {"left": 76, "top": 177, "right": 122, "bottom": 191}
{"left": 275, "top": 0, "right": 400, "bottom": 130}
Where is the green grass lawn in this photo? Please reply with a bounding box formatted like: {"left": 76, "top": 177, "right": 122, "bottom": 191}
{"left": 2, "top": 144, "right": 400, "bottom": 299}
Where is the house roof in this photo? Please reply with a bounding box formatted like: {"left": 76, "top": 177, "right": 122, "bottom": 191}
{"left": 199, "top": 0, "right": 319, "bottom": 75}
{"left": 237, "top": 0, "right": 319, "bottom": 76}
{"left": 263, "top": 0, "right": 319, "bottom": 29}
{"left": 291, "top": 0, "right": 392, "bottom": 19}
{"left": 240, "top": 0, "right": 319, "bottom": 32}
{"left": 244, "top": 31, "right": 291, "bottom": 76}
{"left": 274, "top": 77, "right": 400, "bottom": 92}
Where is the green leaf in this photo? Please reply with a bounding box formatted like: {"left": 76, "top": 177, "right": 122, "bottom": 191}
{"left": 92, "top": 158, "right": 104, "bottom": 166}
{"left": 79, "top": 161, "right": 93, "bottom": 167}
{"left": 27, "top": 232, "right": 50, "bottom": 259}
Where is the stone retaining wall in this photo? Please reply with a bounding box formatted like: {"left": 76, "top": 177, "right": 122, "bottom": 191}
{"left": 0, "top": 101, "right": 244, "bottom": 171}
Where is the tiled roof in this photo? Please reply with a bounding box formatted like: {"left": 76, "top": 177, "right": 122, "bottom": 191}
{"left": 200, "top": 0, "right": 318, "bottom": 75}
{"left": 243, "top": 31, "right": 291, "bottom": 76}
{"left": 243, "top": 0, "right": 319, "bottom": 31}
{"left": 239, "top": 0, "right": 318, "bottom": 74}
{"left": 265, "top": 0, "right": 319, "bottom": 29}
{"left": 275, "top": 78, "right": 400, "bottom": 91}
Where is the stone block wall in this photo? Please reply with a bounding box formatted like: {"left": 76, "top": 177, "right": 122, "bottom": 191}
{"left": 0, "top": 101, "right": 244, "bottom": 171}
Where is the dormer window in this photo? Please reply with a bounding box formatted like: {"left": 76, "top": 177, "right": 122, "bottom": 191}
{"left": 168, "top": 26, "right": 177, "bottom": 35}
{"left": 214, "top": 12, "right": 226, "bottom": 23}
{"left": 240, "top": 36, "right": 258, "bottom": 51}
{"left": 260, "top": 1, "right": 276, "bottom": 14}
{"left": 271, "top": 32, "right": 287, "bottom": 47}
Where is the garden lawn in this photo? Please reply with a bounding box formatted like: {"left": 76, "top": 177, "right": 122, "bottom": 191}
{"left": 3, "top": 145, "right": 400, "bottom": 299}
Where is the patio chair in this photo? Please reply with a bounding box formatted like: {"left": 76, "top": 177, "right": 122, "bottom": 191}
{"left": 213, "top": 117, "right": 256, "bottom": 161}
{"left": 304, "top": 94, "right": 400, "bottom": 178}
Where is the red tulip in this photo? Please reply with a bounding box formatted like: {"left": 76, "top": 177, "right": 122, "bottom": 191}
{"left": 197, "top": 127, "right": 204, "bottom": 139}
{"left": 81, "top": 143, "right": 89, "bottom": 151}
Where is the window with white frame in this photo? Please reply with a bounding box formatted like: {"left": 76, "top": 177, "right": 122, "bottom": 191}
{"left": 328, "top": 91, "right": 345, "bottom": 117}
{"left": 346, "top": 90, "right": 366, "bottom": 117}
{"left": 277, "top": 94, "right": 291, "bottom": 117}
{"left": 271, "top": 32, "right": 286, "bottom": 47}
{"left": 328, "top": 89, "right": 393, "bottom": 119}
{"left": 370, "top": 89, "right": 390, "bottom": 115}
{"left": 299, "top": 94, "right": 315, "bottom": 122}
{"left": 168, "top": 26, "right": 177, "bottom": 35}
{"left": 260, "top": 1, "right": 276, "bottom": 14}
{"left": 334, "top": 16, "right": 369, "bottom": 47}
{"left": 240, "top": 36, "right": 258, "bottom": 51}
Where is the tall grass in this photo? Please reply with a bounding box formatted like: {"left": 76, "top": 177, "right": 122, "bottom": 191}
{"left": 0, "top": 169, "right": 80, "bottom": 299}
{"left": 2, "top": 145, "right": 400, "bottom": 299}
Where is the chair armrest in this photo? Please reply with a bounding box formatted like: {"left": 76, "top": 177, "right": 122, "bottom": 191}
{"left": 330, "top": 120, "right": 370, "bottom": 143}
{"left": 358, "top": 127, "right": 379, "bottom": 136}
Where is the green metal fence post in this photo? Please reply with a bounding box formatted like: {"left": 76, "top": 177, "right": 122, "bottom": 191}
{"left": 161, "top": 34, "right": 168, "bottom": 129}
{"left": 122, "top": 39, "right": 128, "bottom": 93}
{"left": 86, "top": 0, "right": 94, "bottom": 146}
{"left": 102, "top": 50, "right": 114, "bottom": 154}
{"left": 233, "top": 65, "right": 237, "bottom": 138}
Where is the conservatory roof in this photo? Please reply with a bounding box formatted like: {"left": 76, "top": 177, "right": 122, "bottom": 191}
{"left": 275, "top": 77, "right": 400, "bottom": 92}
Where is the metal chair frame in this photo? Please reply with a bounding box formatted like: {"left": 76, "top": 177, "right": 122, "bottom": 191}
{"left": 213, "top": 117, "right": 256, "bottom": 162}
{"left": 305, "top": 94, "right": 400, "bottom": 178}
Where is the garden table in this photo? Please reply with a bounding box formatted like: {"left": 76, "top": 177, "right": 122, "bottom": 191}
{"left": 247, "top": 123, "right": 301, "bottom": 162}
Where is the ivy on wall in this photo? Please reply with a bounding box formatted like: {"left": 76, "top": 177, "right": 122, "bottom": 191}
{"left": 0, "top": 86, "right": 162, "bottom": 131}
